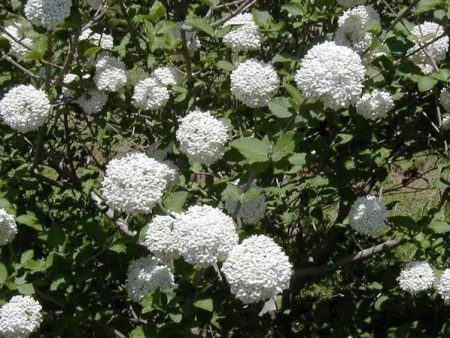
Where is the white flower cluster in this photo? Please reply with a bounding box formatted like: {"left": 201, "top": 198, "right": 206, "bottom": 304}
{"left": 335, "top": 5, "right": 380, "bottom": 54}
{"left": 62, "top": 73, "right": 79, "bottom": 98}
{"left": 223, "top": 13, "right": 262, "bottom": 52}
{"left": 24, "top": 0, "right": 72, "bottom": 30}
{"left": 221, "top": 235, "right": 292, "bottom": 304}
{"left": 442, "top": 116, "right": 450, "bottom": 131}
{"left": 0, "top": 208, "right": 17, "bottom": 246}
{"left": 337, "top": 0, "right": 365, "bottom": 8}
{"left": 356, "top": 90, "right": 394, "bottom": 120}
{"left": 101, "top": 152, "right": 177, "bottom": 214}
{"left": 230, "top": 59, "right": 280, "bottom": 108}
{"left": 437, "top": 269, "right": 450, "bottom": 303}
{"left": 132, "top": 77, "right": 169, "bottom": 110}
{"left": 0, "top": 295, "right": 42, "bottom": 338}
{"left": 152, "top": 66, "right": 183, "bottom": 87}
{"left": 295, "top": 41, "right": 365, "bottom": 111}
{"left": 76, "top": 89, "right": 108, "bottom": 114}
{"left": 126, "top": 255, "right": 175, "bottom": 302}
{"left": 398, "top": 261, "right": 435, "bottom": 295}
{"left": 440, "top": 88, "right": 450, "bottom": 112}
{"left": 2, "top": 25, "right": 32, "bottom": 58}
{"left": 224, "top": 183, "right": 267, "bottom": 224}
{"left": 348, "top": 195, "right": 388, "bottom": 238}
{"left": 173, "top": 205, "right": 238, "bottom": 267}
{"left": 0, "top": 85, "right": 51, "bottom": 133}
{"left": 94, "top": 54, "right": 127, "bottom": 92}
{"left": 176, "top": 110, "right": 229, "bottom": 165}
{"left": 144, "top": 215, "right": 180, "bottom": 262}
{"left": 79, "top": 28, "right": 114, "bottom": 50}
{"left": 408, "top": 22, "right": 449, "bottom": 74}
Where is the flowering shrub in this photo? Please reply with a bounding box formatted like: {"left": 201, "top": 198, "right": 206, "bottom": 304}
{"left": 1, "top": 0, "right": 450, "bottom": 336}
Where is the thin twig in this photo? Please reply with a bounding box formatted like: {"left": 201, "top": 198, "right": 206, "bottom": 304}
{"left": 211, "top": 0, "right": 257, "bottom": 27}
{"left": 294, "top": 239, "right": 406, "bottom": 278}
{"left": 90, "top": 191, "right": 138, "bottom": 237}
{"left": 1, "top": 51, "right": 40, "bottom": 79}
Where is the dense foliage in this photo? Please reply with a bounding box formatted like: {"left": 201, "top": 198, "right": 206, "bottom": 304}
{"left": 1, "top": 0, "right": 450, "bottom": 337}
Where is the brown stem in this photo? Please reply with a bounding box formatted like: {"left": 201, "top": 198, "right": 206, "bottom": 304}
{"left": 294, "top": 239, "right": 406, "bottom": 279}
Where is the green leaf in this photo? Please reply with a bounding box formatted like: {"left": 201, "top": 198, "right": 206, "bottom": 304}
{"left": 20, "top": 250, "right": 34, "bottom": 265}
{"left": 288, "top": 153, "right": 307, "bottom": 166}
{"left": 186, "top": 16, "right": 215, "bottom": 36}
{"left": 374, "top": 295, "right": 389, "bottom": 311}
{"left": 84, "top": 46, "right": 101, "bottom": 58}
{"left": 285, "top": 84, "right": 303, "bottom": 107}
{"left": 25, "top": 35, "right": 48, "bottom": 60}
{"left": 230, "top": 138, "right": 270, "bottom": 163}
{"left": 18, "top": 283, "right": 35, "bottom": 295}
{"left": 149, "top": 0, "right": 166, "bottom": 20}
{"left": 222, "top": 184, "right": 240, "bottom": 200}
{"left": 0, "top": 263, "right": 7, "bottom": 284}
{"left": 272, "top": 132, "right": 295, "bottom": 162}
{"left": 336, "top": 133, "right": 353, "bottom": 145}
{"left": 268, "top": 97, "right": 292, "bottom": 118}
{"left": 169, "top": 313, "right": 182, "bottom": 323}
{"left": 428, "top": 221, "right": 450, "bottom": 234}
{"left": 194, "top": 298, "right": 213, "bottom": 312}
{"left": 16, "top": 212, "right": 43, "bottom": 231}
{"left": 164, "top": 191, "right": 188, "bottom": 212}
{"left": 281, "top": 4, "right": 303, "bottom": 16}
{"left": 416, "top": 0, "right": 442, "bottom": 14}
{"left": 252, "top": 9, "right": 272, "bottom": 29}
{"left": 417, "top": 76, "right": 438, "bottom": 92}
{"left": 130, "top": 326, "right": 145, "bottom": 338}
{"left": 216, "top": 60, "right": 235, "bottom": 72}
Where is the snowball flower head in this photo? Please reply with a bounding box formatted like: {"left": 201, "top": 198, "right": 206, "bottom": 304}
{"left": 348, "top": 195, "right": 388, "bottom": 238}
{"left": 224, "top": 183, "right": 266, "bottom": 224}
{"left": 79, "top": 28, "right": 113, "bottom": 50}
{"left": 132, "top": 77, "right": 169, "bottom": 110}
{"left": 356, "top": 90, "right": 394, "bottom": 120}
{"left": 222, "top": 235, "right": 292, "bottom": 304}
{"left": 0, "top": 295, "right": 42, "bottom": 338}
{"left": 335, "top": 29, "right": 372, "bottom": 54}
{"left": 440, "top": 88, "right": 450, "bottom": 112}
{"left": 101, "top": 152, "right": 177, "bottom": 214}
{"left": 295, "top": 41, "right": 365, "bottom": 110}
{"left": 152, "top": 66, "right": 183, "bottom": 87}
{"left": 126, "top": 256, "right": 175, "bottom": 302}
{"left": 144, "top": 215, "right": 180, "bottom": 262}
{"left": 62, "top": 73, "right": 79, "bottom": 98}
{"left": 76, "top": 89, "right": 108, "bottom": 114}
{"left": 176, "top": 110, "right": 228, "bottom": 165}
{"left": 173, "top": 205, "right": 238, "bottom": 267}
{"left": 398, "top": 261, "right": 435, "bottom": 295}
{"left": 408, "top": 22, "right": 449, "bottom": 74}
{"left": 0, "top": 85, "right": 51, "bottom": 133}
{"left": 335, "top": 5, "right": 379, "bottom": 54}
{"left": 437, "top": 269, "right": 450, "bottom": 303}
{"left": 94, "top": 54, "right": 127, "bottom": 92}
{"left": 337, "top": 0, "right": 365, "bottom": 8}
{"left": 337, "top": 5, "right": 379, "bottom": 32}
{"left": 230, "top": 59, "right": 280, "bottom": 108}
{"left": 24, "top": 0, "right": 72, "bottom": 30}
{"left": 223, "top": 13, "right": 261, "bottom": 52}
{"left": 0, "top": 208, "right": 17, "bottom": 246}
{"left": 2, "top": 25, "right": 32, "bottom": 58}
